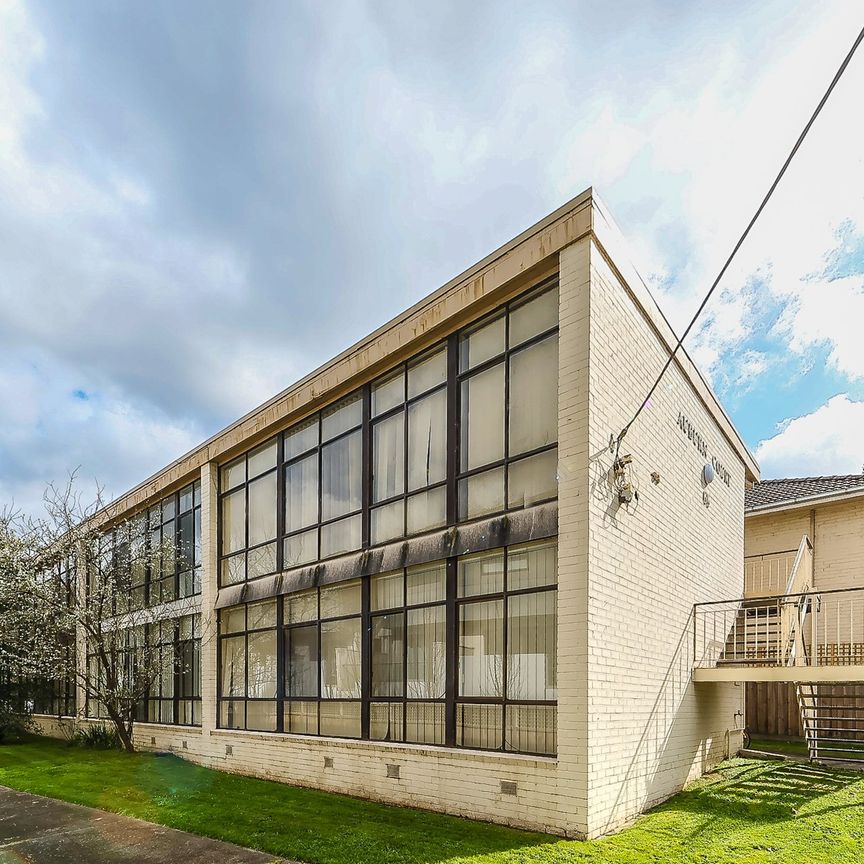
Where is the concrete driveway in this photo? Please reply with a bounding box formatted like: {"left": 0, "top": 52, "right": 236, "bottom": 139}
{"left": 0, "top": 785, "right": 287, "bottom": 863}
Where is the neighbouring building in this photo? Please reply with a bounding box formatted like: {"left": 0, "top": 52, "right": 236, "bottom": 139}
{"left": 31, "top": 188, "right": 764, "bottom": 839}
{"left": 742, "top": 476, "right": 864, "bottom": 748}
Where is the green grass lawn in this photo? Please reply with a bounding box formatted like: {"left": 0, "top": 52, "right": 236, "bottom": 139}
{"left": 749, "top": 737, "right": 809, "bottom": 758}
{"left": 2, "top": 736, "right": 864, "bottom": 863}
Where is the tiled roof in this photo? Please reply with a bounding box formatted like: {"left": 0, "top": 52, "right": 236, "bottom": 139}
{"left": 746, "top": 475, "right": 864, "bottom": 511}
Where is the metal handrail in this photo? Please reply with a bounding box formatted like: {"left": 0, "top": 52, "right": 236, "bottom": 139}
{"left": 694, "top": 584, "right": 864, "bottom": 612}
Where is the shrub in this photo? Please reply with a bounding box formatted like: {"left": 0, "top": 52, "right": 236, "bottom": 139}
{"left": 0, "top": 699, "right": 35, "bottom": 744}
{"left": 70, "top": 723, "right": 121, "bottom": 749}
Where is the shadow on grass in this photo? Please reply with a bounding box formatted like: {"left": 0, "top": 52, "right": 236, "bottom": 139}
{"left": 652, "top": 757, "right": 862, "bottom": 839}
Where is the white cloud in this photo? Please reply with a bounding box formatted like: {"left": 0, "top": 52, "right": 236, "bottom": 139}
{"left": 755, "top": 394, "right": 864, "bottom": 478}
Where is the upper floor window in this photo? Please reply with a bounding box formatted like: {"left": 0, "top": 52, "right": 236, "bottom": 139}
{"left": 217, "top": 278, "right": 558, "bottom": 587}
{"left": 370, "top": 347, "right": 448, "bottom": 545}
{"left": 458, "top": 285, "right": 558, "bottom": 520}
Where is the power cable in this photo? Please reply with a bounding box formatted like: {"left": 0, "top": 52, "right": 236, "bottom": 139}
{"left": 613, "top": 22, "right": 864, "bottom": 458}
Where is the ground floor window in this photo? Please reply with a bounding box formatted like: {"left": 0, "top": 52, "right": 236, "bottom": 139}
{"left": 85, "top": 614, "right": 201, "bottom": 726}
{"left": 217, "top": 538, "right": 557, "bottom": 754}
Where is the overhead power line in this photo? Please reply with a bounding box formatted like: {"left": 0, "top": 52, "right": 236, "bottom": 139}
{"left": 614, "top": 22, "right": 864, "bottom": 457}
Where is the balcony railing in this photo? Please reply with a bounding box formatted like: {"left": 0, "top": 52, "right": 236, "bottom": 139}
{"left": 744, "top": 549, "right": 798, "bottom": 598}
{"left": 694, "top": 586, "right": 864, "bottom": 671}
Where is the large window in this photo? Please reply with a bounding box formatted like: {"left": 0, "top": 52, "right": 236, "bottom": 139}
{"left": 219, "top": 599, "right": 279, "bottom": 731}
{"left": 218, "top": 278, "right": 559, "bottom": 587}
{"left": 370, "top": 348, "right": 448, "bottom": 545}
{"left": 85, "top": 614, "right": 201, "bottom": 727}
{"left": 458, "top": 287, "right": 559, "bottom": 519}
{"left": 456, "top": 540, "right": 557, "bottom": 754}
{"left": 221, "top": 442, "right": 279, "bottom": 585}
{"left": 96, "top": 481, "right": 202, "bottom": 609}
{"left": 217, "top": 540, "right": 557, "bottom": 755}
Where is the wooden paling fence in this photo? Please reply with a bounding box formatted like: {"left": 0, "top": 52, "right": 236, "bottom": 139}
{"left": 747, "top": 682, "right": 864, "bottom": 739}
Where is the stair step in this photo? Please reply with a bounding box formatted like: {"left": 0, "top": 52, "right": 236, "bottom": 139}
{"left": 803, "top": 716, "right": 864, "bottom": 723}
{"left": 806, "top": 728, "right": 864, "bottom": 735}
{"left": 811, "top": 746, "right": 864, "bottom": 756}
{"left": 807, "top": 736, "right": 864, "bottom": 744}
{"left": 814, "top": 756, "right": 864, "bottom": 763}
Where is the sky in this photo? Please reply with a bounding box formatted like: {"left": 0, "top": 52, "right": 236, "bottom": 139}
{"left": 1, "top": 0, "right": 864, "bottom": 514}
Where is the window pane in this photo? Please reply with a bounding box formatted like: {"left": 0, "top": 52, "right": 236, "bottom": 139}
{"left": 319, "top": 701, "right": 361, "bottom": 738}
{"left": 220, "top": 700, "right": 244, "bottom": 729}
{"left": 509, "top": 286, "right": 558, "bottom": 347}
{"left": 406, "top": 561, "right": 446, "bottom": 605}
{"left": 284, "top": 416, "right": 319, "bottom": 460}
{"left": 162, "top": 496, "right": 176, "bottom": 522}
{"left": 179, "top": 484, "right": 193, "bottom": 513}
{"left": 372, "top": 371, "right": 404, "bottom": 417}
{"left": 460, "top": 316, "right": 505, "bottom": 372}
{"left": 506, "top": 705, "right": 556, "bottom": 755}
{"left": 322, "top": 394, "right": 362, "bottom": 442}
{"left": 320, "top": 579, "right": 361, "bottom": 618}
{"left": 406, "top": 487, "right": 447, "bottom": 535}
{"left": 372, "top": 613, "right": 404, "bottom": 697}
{"left": 371, "top": 500, "right": 404, "bottom": 545}
{"left": 248, "top": 599, "right": 277, "bottom": 629}
{"left": 248, "top": 439, "right": 278, "bottom": 479}
{"left": 162, "top": 520, "right": 176, "bottom": 575}
{"left": 509, "top": 335, "right": 558, "bottom": 456}
{"left": 508, "top": 540, "right": 557, "bottom": 591}
{"left": 220, "top": 606, "right": 246, "bottom": 634}
{"left": 371, "top": 570, "right": 403, "bottom": 611}
{"left": 320, "top": 515, "right": 361, "bottom": 558}
{"left": 285, "top": 700, "right": 318, "bottom": 734}
{"left": 406, "top": 702, "right": 445, "bottom": 745}
{"left": 460, "top": 363, "right": 504, "bottom": 470}
{"left": 407, "top": 605, "right": 446, "bottom": 698}
{"left": 458, "top": 549, "right": 504, "bottom": 597}
{"left": 370, "top": 702, "right": 404, "bottom": 742}
{"left": 408, "top": 389, "right": 446, "bottom": 490}
{"left": 373, "top": 412, "right": 404, "bottom": 502}
{"left": 178, "top": 512, "right": 194, "bottom": 571}
{"left": 507, "top": 591, "right": 557, "bottom": 700}
{"left": 247, "top": 631, "right": 277, "bottom": 698}
{"left": 320, "top": 619, "right": 362, "bottom": 698}
{"left": 194, "top": 507, "right": 202, "bottom": 569}
{"left": 286, "top": 625, "right": 318, "bottom": 697}
{"left": 285, "top": 588, "right": 318, "bottom": 624}
{"left": 508, "top": 448, "right": 558, "bottom": 509}
{"left": 248, "top": 438, "right": 276, "bottom": 480}
{"left": 285, "top": 453, "right": 318, "bottom": 533}
{"left": 321, "top": 430, "right": 362, "bottom": 520}
{"left": 284, "top": 529, "right": 318, "bottom": 568}
{"left": 457, "top": 703, "right": 502, "bottom": 750}
{"left": 458, "top": 467, "right": 504, "bottom": 520}
{"left": 248, "top": 542, "right": 276, "bottom": 579}
{"left": 220, "top": 636, "right": 245, "bottom": 697}
{"left": 221, "top": 458, "right": 245, "bottom": 491}
{"left": 459, "top": 599, "right": 504, "bottom": 697}
{"left": 408, "top": 348, "right": 446, "bottom": 398}
{"left": 222, "top": 489, "right": 245, "bottom": 554}
{"left": 248, "top": 472, "right": 277, "bottom": 546}
{"left": 246, "top": 700, "right": 277, "bottom": 732}
{"left": 221, "top": 554, "right": 245, "bottom": 585}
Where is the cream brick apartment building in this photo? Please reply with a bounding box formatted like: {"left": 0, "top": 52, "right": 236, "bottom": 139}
{"left": 32, "top": 188, "right": 761, "bottom": 839}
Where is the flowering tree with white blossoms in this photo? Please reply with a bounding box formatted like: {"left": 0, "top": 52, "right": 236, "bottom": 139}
{"left": 0, "top": 478, "right": 188, "bottom": 752}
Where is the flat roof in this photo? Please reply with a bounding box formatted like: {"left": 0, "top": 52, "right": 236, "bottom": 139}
{"left": 97, "top": 188, "right": 758, "bottom": 523}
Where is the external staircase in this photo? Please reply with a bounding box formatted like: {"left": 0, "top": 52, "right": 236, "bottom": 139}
{"left": 694, "top": 534, "right": 864, "bottom": 765}
{"left": 798, "top": 684, "right": 864, "bottom": 764}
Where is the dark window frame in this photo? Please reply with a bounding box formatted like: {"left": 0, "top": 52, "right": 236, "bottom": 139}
{"left": 216, "top": 540, "right": 557, "bottom": 756}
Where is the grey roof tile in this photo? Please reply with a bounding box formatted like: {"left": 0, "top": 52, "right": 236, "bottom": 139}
{"left": 746, "top": 475, "right": 864, "bottom": 511}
